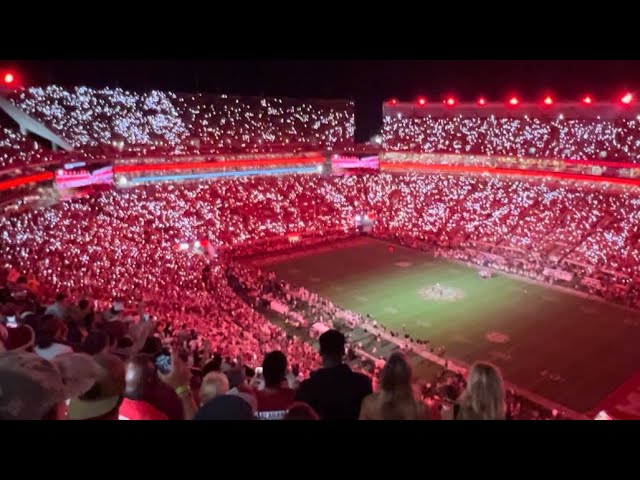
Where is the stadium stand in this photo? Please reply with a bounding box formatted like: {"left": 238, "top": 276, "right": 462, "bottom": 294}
{"left": 4, "top": 90, "right": 640, "bottom": 420}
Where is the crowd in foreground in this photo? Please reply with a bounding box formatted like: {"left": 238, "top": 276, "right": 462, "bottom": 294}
{"left": 0, "top": 270, "right": 509, "bottom": 420}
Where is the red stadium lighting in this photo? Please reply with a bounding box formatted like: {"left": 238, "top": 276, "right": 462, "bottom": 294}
{"left": 477, "top": 97, "right": 487, "bottom": 106}
{"left": 543, "top": 96, "right": 554, "bottom": 105}
{"left": 445, "top": 97, "right": 456, "bottom": 106}
{"left": 508, "top": 96, "right": 519, "bottom": 106}
{"left": 582, "top": 95, "right": 593, "bottom": 105}
{"left": 621, "top": 92, "right": 634, "bottom": 105}
{"left": 417, "top": 97, "right": 427, "bottom": 106}
{"left": 388, "top": 98, "right": 398, "bottom": 106}
{"left": 3, "top": 72, "right": 14, "bottom": 85}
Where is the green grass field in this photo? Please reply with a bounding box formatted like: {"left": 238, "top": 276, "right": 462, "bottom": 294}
{"left": 255, "top": 237, "right": 640, "bottom": 414}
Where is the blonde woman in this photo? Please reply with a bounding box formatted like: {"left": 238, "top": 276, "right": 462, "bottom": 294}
{"left": 359, "top": 352, "right": 427, "bottom": 420}
{"left": 444, "top": 361, "right": 506, "bottom": 420}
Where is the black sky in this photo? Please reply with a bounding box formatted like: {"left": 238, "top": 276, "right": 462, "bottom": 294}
{"left": 5, "top": 60, "right": 640, "bottom": 141}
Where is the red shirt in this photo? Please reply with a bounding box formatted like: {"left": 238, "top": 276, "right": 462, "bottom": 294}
{"left": 254, "top": 388, "right": 296, "bottom": 420}
{"left": 119, "top": 398, "right": 169, "bottom": 420}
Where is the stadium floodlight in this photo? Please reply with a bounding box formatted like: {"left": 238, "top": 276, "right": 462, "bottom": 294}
{"left": 445, "top": 97, "right": 456, "bottom": 107}
{"left": 582, "top": 95, "right": 593, "bottom": 105}
{"left": 477, "top": 97, "right": 487, "bottom": 106}
{"left": 508, "top": 96, "right": 519, "bottom": 106}
{"left": 621, "top": 92, "right": 634, "bottom": 105}
{"left": 416, "top": 97, "right": 427, "bottom": 106}
{"left": 388, "top": 98, "right": 398, "bottom": 106}
{"left": 3, "top": 72, "right": 14, "bottom": 85}
{"left": 543, "top": 96, "right": 554, "bottom": 105}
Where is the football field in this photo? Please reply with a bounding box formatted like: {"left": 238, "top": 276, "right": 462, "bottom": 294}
{"left": 254, "top": 237, "right": 640, "bottom": 414}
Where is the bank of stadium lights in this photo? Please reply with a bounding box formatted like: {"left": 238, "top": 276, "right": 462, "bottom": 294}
{"left": 3, "top": 72, "right": 14, "bottom": 85}
{"left": 387, "top": 92, "right": 640, "bottom": 110}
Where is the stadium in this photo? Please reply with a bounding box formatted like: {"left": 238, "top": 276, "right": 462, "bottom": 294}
{"left": 1, "top": 64, "right": 640, "bottom": 420}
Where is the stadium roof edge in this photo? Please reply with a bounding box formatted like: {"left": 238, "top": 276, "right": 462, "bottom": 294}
{"left": 173, "top": 91, "right": 354, "bottom": 107}
{"left": 0, "top": 93, "right": 74, "bottom": 151}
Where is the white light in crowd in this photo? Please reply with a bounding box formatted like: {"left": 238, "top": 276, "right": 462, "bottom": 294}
{"left": 194, "top": 240, "right": 201, "bottom": 248}
{"left": 621, "top": 93, "right": 634, "bottom": 105}
{"left": 316, "top": 165, "right": 324, "bottom": 173}
{"left": 355, "top": 215, "right": 362, "bottom": 222}
{"left": 116, "top": 176, "right": 128, "bottom": 187}
{"left": 64, "top": 161, "right": 86, "bottom": 169}
{"left": 178, "top": 243, "right": 189, "bottom": 251}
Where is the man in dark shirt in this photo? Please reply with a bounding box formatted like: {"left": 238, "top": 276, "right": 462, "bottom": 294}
{"left": 123, "top": 354, "right": 184, "bottom": 420}
{"left": 295, "top": 329, "right": 372, "bottom": 420}
{"left": 254, "top": 350, "right": 296, "bottom": 420}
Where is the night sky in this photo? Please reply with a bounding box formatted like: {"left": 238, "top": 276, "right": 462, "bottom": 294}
{"left": 6, "top": 60, "right": 640, "bottom": 141}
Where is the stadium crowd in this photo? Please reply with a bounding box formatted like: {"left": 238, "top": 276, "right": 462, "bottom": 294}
{"left": 367, "top": 173, "right": 640, "bottom": 307}
{"left": 0, "top": 262, "right": 509, "bottom": 421}
{"left": 7, "top": 86, "right": 354, "bottom": 157}
{"left": 383, "top": 116, "right": 640, "bottom": 163}
{"left": 0, "top": 127, "right": 44, "bottom": 170}
{"left": 5, "top": 169, "right": 634, "bottom": 419}
{"left": 6, "top": 88, "right": 640, "bottom": 418}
